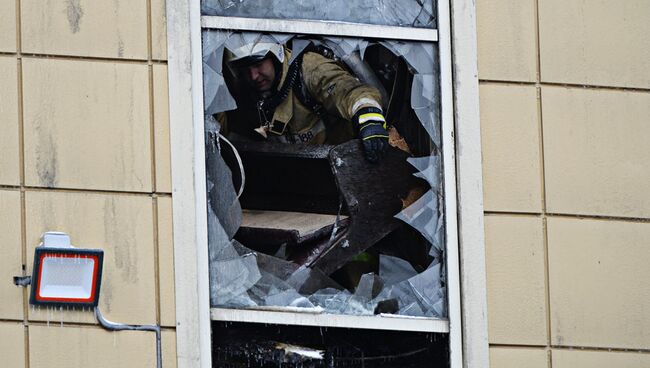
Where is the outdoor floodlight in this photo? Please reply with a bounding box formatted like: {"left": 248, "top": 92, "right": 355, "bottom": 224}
{"left": 29, "top": 232, "right": 104, "bottom": 308}
{"left": 13, "top": 232, "right": 160, "bottom": 367}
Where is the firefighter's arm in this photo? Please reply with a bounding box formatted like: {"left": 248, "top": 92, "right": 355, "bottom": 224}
{"left": 302, "top": 52, "right": 389, "bottom": 162}
{"left": 302, "top": 52, "right": 382, "bottom": 119}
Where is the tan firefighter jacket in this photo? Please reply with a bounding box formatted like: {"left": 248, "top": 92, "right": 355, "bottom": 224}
{"left": 219, "top": 48, "right": 382, "bottom": 145}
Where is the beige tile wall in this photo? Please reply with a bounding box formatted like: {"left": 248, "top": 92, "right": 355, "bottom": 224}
{"left": 490, "top": 347, "right": 548, "bottom": 368}
{"left": 158, "top": 196, "right": 176, "bottom": 327}
{"left": 21, "top": 0, "right": 148, "bottom": 60}
{"left": 542, "top": 87, "right": 650, "bottom": 218}
{"left": 552, "top": 349, "right": 650, "bottom": 368}
{"left": 539, "top": 0, "right": 650, "bottom": 89}
{"left": 153, "top": 64, "right": 172, "bottom": 194}
{"left": 29, "top": 325, "right": 157, "bottom": 367}
{"left": 0, "top": 322, "right": 26, "bottom": 368}
{"left": 162, "top": 330, "right": 178, "bottom": 368}
{"left": 0, "top": 0, "right": 16, "bottom": 52}
{"left": 485, "top": 215, "right": 547, "bottom": 345}
{"left": 151, "top": 0, "right": 168, "bottom": 61}
{"left": 22, "top": 58, "right": 152, "bottom": 192}
{"left": 479, "top": 0, "right": 650, "bottom": 366}
{"left": 547, "top": 217, "right": 650, "bottom": 350}
{"left": 0, "top": 190, "right": 24, "bottom": 320}
{"left": 480, "top": 84, "right": 542, "bottom": 213}
{"left": 1, "top": 0, "right": 173, "bottom": 366}
{"left": 0, "top": 56, "right": 20, "bottom": 186}
{"left": 477, "top": 0, "right": 537, "bottom": 82}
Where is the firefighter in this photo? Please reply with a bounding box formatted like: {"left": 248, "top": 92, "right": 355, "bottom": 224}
{"left": 219, "top": 39, "right": 390, "bottom": 162}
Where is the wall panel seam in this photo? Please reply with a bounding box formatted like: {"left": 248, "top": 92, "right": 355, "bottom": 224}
{"left": 544, "top": 213, "right": 650, "bottom": 223}
{"left": 6, "top": 54, "right": 168, "bottom": 66}
{"left": 550, "top": 346, "right": 650, "bottom": 354}
{"left": 485, "top": 211, "right": 650, "bottom": 223}
{"left": 20, "top": 187, "right": 161, "bottom": 197}
{"left": 479, "top": 79, "right": 650, "bottom": 93}
{"left": 484, "top": 211, "right": 542, "bottom": 217}
{"left": 16, "top": 0, "right": 30, "bottom": 364}
{"left": 489, "top": 344, "right": 548, "bottom": 350}
{"left": 0, "top": 318, "right": 27, "bottom": 323}
{"left": 0, "top": 185, "right": 21, "bottom": 191}
{"left": 541, "top": 217, "right": 552, "bottom": 367}
{"left": 535, "top": 1, "right": 552, "bottom": 345}
{"left": 153, "top": 197, "right": 162, "bottom": 325}
{"left": 490, "top": 344, "right": 650, "bottom": 355}
{"left": 147, "top": 0, "right": 157, "bottom": 194}
{"left": 19, "top": 54, "right": 152, "bottom": 65}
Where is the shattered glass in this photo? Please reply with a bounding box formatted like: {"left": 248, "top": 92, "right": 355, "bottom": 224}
{"left": 202, "top": 0, "right": 437, "bottom": 29}
{"left": 203, "top": 30, "right": 446, "bottom": 318}
{"left": 379, "top": 255, "right": 418, "bottom": 286}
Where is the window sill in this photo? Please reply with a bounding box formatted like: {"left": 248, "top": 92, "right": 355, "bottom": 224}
{"left": 211, "top": 307, "right": 450, "bottom": 333}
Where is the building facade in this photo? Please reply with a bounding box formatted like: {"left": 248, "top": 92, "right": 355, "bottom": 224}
{"left": 0, "top": 0, "right": 648, "bottom": 367}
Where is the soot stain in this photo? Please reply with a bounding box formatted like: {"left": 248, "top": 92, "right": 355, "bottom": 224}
{"left": 36, "top": 127, "right": 58, "bottom": 188}
{"left": 104, "top": 197, "right": 139, "bottom": 284}
{"left": 66, "top": 0, "right": 84, "bottom": 34}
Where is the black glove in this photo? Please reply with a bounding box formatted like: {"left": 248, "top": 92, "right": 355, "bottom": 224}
{"left": 353, "top": 107, "right": 389, "bottom": 163}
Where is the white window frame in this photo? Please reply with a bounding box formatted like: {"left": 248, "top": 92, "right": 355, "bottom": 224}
{"left": 166, "top": 1, "right": 487, "bottom": 367}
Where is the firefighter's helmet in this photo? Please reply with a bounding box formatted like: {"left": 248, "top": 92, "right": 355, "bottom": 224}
{"left": 225, "top": 42, "right": 285, "bottom": 69}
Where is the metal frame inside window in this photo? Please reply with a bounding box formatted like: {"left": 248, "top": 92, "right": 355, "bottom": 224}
{"left": 201, "top": 16, "right": 439, "bottom": 42}
{"left": 166, "top": 0, "right": 487, "bottom": 367}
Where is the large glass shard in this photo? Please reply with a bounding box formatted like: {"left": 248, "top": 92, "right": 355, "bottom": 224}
{"left": 407, "top": 263, "right": 443, "bottom": 317}
{"left": 407, "top": 156, "right": 441, "bottom": 189}
{"left": 206, "top": 121, "right": 242, "bottom": 238}
{"left": 202, "top": 32, "right": 237, "bottom": 115}
{"left": 379, "top": 255, "right": 418, "bottom": 286}
{"left": 354, "top": 273, "right": 384, "bottom": 301}
{"left": 249, "top": 271, "right": 286, "bottom": 300}
{"left": 202, "top": 0, "right": 437, "bottom": 29}
{"left": 395, "top": 190, "right": 442, "bottom": 249}
{"left": 382, "top": 41, "right": 435, "bottom": 74}
{"left": 411, "top": 73, "right": 441, "bottom": 145}
{"left": 211, "top": 253, "right": 261, "bottom": 306}
{"left": 286, "top": 266, "right": 342, "bottom": 295}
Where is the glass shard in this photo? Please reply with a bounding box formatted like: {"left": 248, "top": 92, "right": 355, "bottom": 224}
{"left": 379, "top": 255, "right": 418, "bottom": 286}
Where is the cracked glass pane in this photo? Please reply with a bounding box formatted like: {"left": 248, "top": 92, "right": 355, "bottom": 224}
{"left": 203, "top": 29, "right": 446, "bottom": 318}
{"left": 202, "top": 0, "right": 437, "bottom": 29}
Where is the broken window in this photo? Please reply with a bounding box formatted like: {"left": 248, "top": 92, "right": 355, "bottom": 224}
{"left": 202, "top": 29, "right": 446, "bottom": 319}
{"left": 201, "top": 0, "right": 437, "bottom": 29}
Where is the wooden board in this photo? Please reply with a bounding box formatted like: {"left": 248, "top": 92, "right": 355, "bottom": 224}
{"left": 241, "top": 210, "right": 341, "bottom": 237}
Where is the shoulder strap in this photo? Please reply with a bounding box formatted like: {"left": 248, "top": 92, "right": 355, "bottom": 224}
{"left": 258, "top": 53, "right": 304, "bottom": 120}
{"left": 292, "top": 43, "right": 338, "bottom": 126}
{"left": 258, "top": 43, "right": 337, "bottom": 126}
